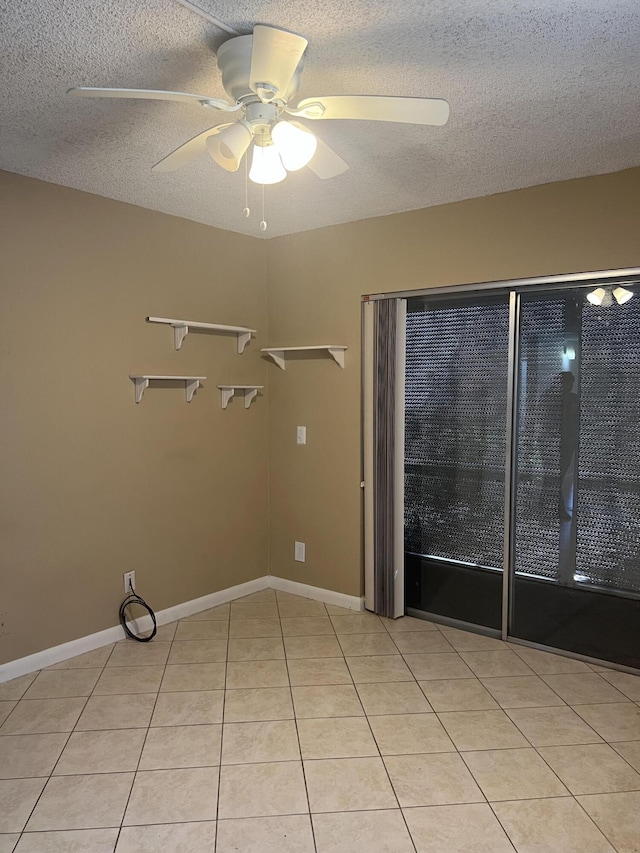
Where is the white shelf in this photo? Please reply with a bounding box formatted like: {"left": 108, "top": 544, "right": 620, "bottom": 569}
{"left": 261, "top": 345, "right": 347, "bottom": 370}
{"left": 130, "top": 375, "right": 206, "bottom": 404}
{"left": 217, "top": 385, "right": 264, "bottom": 409}
{"left": 147, "top": 316, "right": 256, "bottom": 353}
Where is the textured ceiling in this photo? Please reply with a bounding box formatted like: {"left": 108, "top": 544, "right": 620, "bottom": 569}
{"left": 1, "top": 0, "right": 639, "bottom": 237}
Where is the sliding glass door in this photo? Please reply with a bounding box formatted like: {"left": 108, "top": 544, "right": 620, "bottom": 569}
{"left": 511, "top": 286, "right": 640, "bottom": 668}
{"left": 404, "top": 295, "right": 510, "bottom": 632}
{"left": 403, "top": 277, "right": 640, "bottom": 668}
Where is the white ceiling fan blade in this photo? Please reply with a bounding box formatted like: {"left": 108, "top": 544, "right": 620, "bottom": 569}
{"left": 307, "top": 139, "right": 349, "bottom": 179}
{"left": 152, "top": 124, "right": 232, "bottom": 172}
{"left": 249, "top": 25, "right": 308, "bottom": 101}
{"left": 287, "top": 123, "right": 349, "bottom": 179}
{"left": 289, "top": 95, "right": 450, "bottom": 126}
{"left": 67, "top": 87, "right": 239, "bottom": 111}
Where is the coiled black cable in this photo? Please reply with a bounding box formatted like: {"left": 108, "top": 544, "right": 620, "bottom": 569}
{"left": 119, "top": 581, "right": 157, "bottom": 642}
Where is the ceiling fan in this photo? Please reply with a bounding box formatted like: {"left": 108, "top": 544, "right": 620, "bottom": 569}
{"left": 68, "top": 24, "right": 449, "bottom": 185}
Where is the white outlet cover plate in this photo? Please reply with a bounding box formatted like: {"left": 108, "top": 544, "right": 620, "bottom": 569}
{"left": 294, "top": 541, "right": 306, "bottom": 562}
{"left": 296, "top": 426, "right": 306, "bottom": 445}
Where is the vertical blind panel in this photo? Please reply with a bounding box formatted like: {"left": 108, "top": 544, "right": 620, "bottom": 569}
{"left": 373, "top": 299, "right": 398, "bottom": 617}
{"left": 404, "top": 300, "right": 509, "bottom": 568}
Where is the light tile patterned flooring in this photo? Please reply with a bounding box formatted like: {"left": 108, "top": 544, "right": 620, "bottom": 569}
{"left": 0, "top": 589, "right": 639, "bottom": 852}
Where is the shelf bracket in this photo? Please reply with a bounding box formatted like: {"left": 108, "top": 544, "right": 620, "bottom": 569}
{"left": 217, "top": 385, "right": 263, "bottom": 409}
{"left": 133, "top": 376, "right": 150, "bottom": 404}
{"left": 147, "top": 317, "right": 256, "bottom": 353}
{"left": 173, "top": 324, "right": 188, "bottom": 350}
{"left": 130, "top": 375, "right": 206, "bottom": 403}
{"left": 237, "top": 331, "right": 252, "bottom": 355}
{"left": 265, "top": 350, "right": 286, "bottom": 370}
{"left": 261, "top": 345, "right": 347, "bottom": 370}
{"left": 244, "top": 387, "right": 259, "bottom": 409}
{"left": 185, "top": 378, "right": 201, "bottom": 402}
{"left": 327, "top": 347, "right": 346, "bottom": 368}
{"left": 220, "top": 387, "right": 235, "bottom": 409}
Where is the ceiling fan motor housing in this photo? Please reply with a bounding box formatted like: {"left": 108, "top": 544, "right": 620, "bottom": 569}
{"left": 245, "top": 101, "right": 279, "bottom": 138}
{"left": 216, "top": 34, "right": 304, "bottom": 104}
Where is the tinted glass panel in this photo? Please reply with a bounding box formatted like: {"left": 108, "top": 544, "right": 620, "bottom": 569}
{"left": 512, "top": 285, "right": 640, "bottom": 667}
{"left": 405, "top": 298, "right": 509, "bottom": 569}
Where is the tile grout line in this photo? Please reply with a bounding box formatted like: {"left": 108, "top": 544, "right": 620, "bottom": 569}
{"left": 570, "top": 795, "right": 626, "bottom": 852}
{"left": 277, "top": 591, "right": 318, "bottom": 853}
{"left": 381, "top": 614, "right": 614, "bottom": 840}
{"left": 354, "top": 659, "right": 420, "bottom": 852}
{"left": 434, "top": 633, "right": 635, "bottom": 851}
{"left": 9, "top": 644, "right": 117, "bottom": 844}
{"left": 380, "top": 612, "right": 492, "bottom": 850}
{"left": 112, "top": 621, "right": 177, "bottom": 850}
{"left": 384, "top": 616, "right": 498, "bottom": 836}
{"left": 213, "top": 603, "right": 232, "bottom": 852}
{"left": 1, "top": 601, "right": 638, "bottom": 849}
{"left": 483, "top": 799, "right": 523, "bottom": 853}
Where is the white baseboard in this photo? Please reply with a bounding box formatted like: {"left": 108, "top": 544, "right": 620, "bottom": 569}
{"left": 0, "top": 576, "right": 270, "bottom": 684}
{"left": 153, "top": 576, "right": 271, "bottom": 625}
{"left": 0, "top": 574, "right": 361, "bottom": 684}
{"left": 269, "top": 576, "right": 364, "bottom": 612}
{"left": 0, "top": 623, "right": 129, "bottom": 686}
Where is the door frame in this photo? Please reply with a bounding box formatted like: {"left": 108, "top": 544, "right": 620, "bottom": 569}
{"left": 364, "top": 267, "right": 640, "bottom": 675}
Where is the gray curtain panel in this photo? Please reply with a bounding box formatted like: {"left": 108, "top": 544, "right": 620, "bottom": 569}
{"left": 373, "top": 299, "right": 398, "bottom": 618}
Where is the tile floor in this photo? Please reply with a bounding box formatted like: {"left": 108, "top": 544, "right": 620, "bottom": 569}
{"left": 0, "top": 589, "right": 639, "bottom": 852}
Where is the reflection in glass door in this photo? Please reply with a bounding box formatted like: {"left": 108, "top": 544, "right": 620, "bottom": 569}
{"left": 404, "top": 295, "right": 510, "bottom": 632}
{"left": 511, "top": 285, "right": 640, "bottom": 668}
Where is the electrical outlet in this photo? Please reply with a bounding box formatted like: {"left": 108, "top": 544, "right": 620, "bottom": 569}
{"left": 294, "top": 541, "right": 306, "bottom": 562}
{"left": 123, "top": 571, "right": 136, "bottom": 594}
{"left": 296, "top": 426, "right": 306, "bottom": 445}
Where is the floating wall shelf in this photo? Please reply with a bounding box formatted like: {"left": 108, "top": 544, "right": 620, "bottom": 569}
{"left": 261, "top": 345, "right": 347, "bottom": 370}
{"left": 130, "top": 375, "right": 206, "bottom": 404}
{"left": 217, "top": 385, "right": 264, "bottom": 409}
{"left": 147, "top": 316, "right": 256, "bottom": 353}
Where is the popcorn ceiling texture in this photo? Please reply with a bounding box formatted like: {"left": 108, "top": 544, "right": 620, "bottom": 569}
{"left": 1, "top": 0, "right": 639, "bottom": 237}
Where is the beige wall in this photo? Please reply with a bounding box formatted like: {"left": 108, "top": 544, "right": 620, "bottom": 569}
{"left": 266, "top": 167, "right": 640, "bottom": 597}
{"left": 3, "top": 166, "right": 640, "bottom": 664}
{"left": 0, "top": 171, "right": 269, "bottom": 664}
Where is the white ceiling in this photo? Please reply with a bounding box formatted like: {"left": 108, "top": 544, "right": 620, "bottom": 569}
{"left": 1, "top": 0, "right": 639, "bottom": 238}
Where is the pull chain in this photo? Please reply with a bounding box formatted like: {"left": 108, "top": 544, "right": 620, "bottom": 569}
{"left": 243, "top": 154, "right": 250, "bottom": 218}
{"left": 260, "top": 182, "right": 267, "bottom": 233}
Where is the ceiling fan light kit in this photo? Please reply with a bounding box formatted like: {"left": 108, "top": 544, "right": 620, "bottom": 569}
{"left": 250, "top": 142, "right": 287, "bottom": 185}
{"left": 271, "top": 121, "right": 317, "bottom": 171}
{"left": 613, "top": 286, "right": 634, "bottom": 305}
{"left": 207, "top": 120, "right": 253, "bottom": 172}
{"left": 68, "top": 22, "right": 449, "bottom": 228}
{"left": 587, "top": 287, "right": 608, "bottom": 306}
{"left": 586, "top": 285, "right": 634, "bottom": 307}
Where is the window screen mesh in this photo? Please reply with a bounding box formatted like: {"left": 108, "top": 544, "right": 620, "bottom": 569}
{"left": 515, "top": 299, "right": 565, "bottom": 578}
{"left": 577, "top": 297, "right": 640, "bottom": 592}
{"left": 515, "top": 290, "right": 640, "bottom": 594}
{"left": 404, "top": 300, "right": 509, "bottom": 567}
{"left": 404, "top": 287, "right": 640, "bottom": 596}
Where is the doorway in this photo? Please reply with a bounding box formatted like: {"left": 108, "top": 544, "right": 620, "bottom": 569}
{"left": 403, "top": 279, "right": 640, "bottom": 669}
